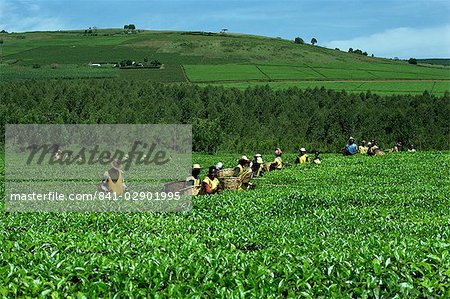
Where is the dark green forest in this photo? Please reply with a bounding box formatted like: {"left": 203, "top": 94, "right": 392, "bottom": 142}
{"left": 1, "top": 79, "right": 449, "bottom": 152}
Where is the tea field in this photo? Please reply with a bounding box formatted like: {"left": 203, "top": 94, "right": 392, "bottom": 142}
{"left": 1, "top": 151, "right": 449, "bottom": 297}
{"left": 1, "top": 30, "right": 449, "bottom": 95}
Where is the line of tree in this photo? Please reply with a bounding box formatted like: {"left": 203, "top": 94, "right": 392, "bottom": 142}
{"left": 408, "top": 58, "right": 418, "bottom": 65}
{"left": 83, "top": 27, "right": 98, "bottom": 36}
{"left": 348, "top": 48, "right": 368, "bottom": 56}
{"left": 294, "top": 37, "right": 318, "bottom": 45}
{"left": 124, "top": 24, "right": 136, "bottom": 30}
{"left": 1, "top": 80, "right": 448, "bottom": 153}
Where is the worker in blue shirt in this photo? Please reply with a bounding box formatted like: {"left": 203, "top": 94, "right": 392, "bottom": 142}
{"left": 343, "top": 137, "right": 358, "bottom": 156}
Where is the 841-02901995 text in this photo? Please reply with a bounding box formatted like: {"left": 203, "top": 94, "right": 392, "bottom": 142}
{"left": 8, "top": 191, "right": 182, "bottom": 201}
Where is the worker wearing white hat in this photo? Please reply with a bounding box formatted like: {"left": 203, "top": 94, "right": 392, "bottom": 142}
{"left": 268, "top": 148, "right": 283, "bottom": 171}
{"left": 234, "top": 155, "right": 251, "bottom": 177}
{"left": 343, "top": 136, "right": 358, "bottom": 156}
{"left": 251, "top": 154, "right": 265, "bottom": 177}
{"left": 295, "top": 148, "right": 309, "bottom": 164}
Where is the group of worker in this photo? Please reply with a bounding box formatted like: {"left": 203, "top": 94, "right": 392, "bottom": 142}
{"left": 343, "top": 137, "right": 417, "bottom": 156}
{"left": 97, "top": 136, "right": 417, "bottom": 196}
{"left": 187, "top": 147, "right": 322, "bottom": 195}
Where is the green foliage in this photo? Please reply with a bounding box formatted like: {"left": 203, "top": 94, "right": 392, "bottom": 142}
{"left": 294, "top": 37, "right": 304, "bottom": 44}
{"left": 192, "top": 118, "right": 223, "bottom": 154}
{"left": 204, "top": 80, "right": 450, "bottom": 96}
{"left": 1, "top": 80, "right": 449, "bottom": 151}
{"left": 408, "top": 58, "right": 418, "bottom": 65}
{"left": 417, "top": 58, "right": 450, "bottom": 66}
{"left": 0, "top": 151, "right": 449, "bottom": 297}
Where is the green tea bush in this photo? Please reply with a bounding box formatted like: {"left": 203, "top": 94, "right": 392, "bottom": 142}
{"left": 1, "top": 151, "right": 449, "bottom": 297}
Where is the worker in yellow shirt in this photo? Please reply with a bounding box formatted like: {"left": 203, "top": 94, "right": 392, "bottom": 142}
{"left": 98, "top": 159, "right": 127, "bottom": 195}
{"left": 186, "top": 164, "right": 202, "bottom": 195}
{"left": 295, "top": 148, "right": 309, "bottom": 164}
{"left": 251, "top": 154, "right": 264, "bottom": 177}
{"left": 234, "top": 155, "right": 251, "bottom": 177}
{"left": 268, "top": 148, "right": 283, "bottom": 171}
{"left": 367, "top": 140, "right": 384, "bottom": 156}
{"left": 199, "top": 167, "right": 221, "bottom": 195}
{"left": 359, "top": 140, "right": 368, "bottom": 154}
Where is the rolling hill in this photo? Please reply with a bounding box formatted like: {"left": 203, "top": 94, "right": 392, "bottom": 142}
{"left": 0, "top": 29, "right": 449, "bottom": 95}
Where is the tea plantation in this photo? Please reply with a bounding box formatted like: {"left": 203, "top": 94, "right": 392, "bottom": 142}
{"left": 1, "top": 151, "right": 449, "bottom": 297}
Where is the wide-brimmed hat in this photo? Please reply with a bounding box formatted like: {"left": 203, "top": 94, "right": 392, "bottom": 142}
{"left": 216, "top": 162, "right": 223, "bottom": 169}
{"left": 349, "top": 136, "right": 355, "bottom": 141}
{"left": 239, "top": 155, "right": 250, "bottom": 162}
{"left": 254, "top": 153, "right": 262, "bottom": 158}
{"left": 300, "top": 147, "right": 306, "bottom": 152}
{"left": 193, "top": 164, "right": 202, "bottom": 169}
{"left": 256, "top": 157, "right": 263, "bottom": 164}
{"left": 111, "top": 159, "right": 122, "bottom": 170}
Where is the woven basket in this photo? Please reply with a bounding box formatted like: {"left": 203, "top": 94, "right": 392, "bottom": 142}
{"left": 218, "top": 168, "right": 234, "bottom": 178}
{"left": 221, "top": 177, "right": 241, "bottom": 190}
{"left": 179, "top": 186, "right": 195, "bottom": 196}
{"left": 164, "top": 181, "right": 187, "bottom": 193}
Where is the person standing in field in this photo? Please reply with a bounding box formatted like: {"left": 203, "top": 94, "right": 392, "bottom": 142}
{"left": 269, "top": 148, "right": 283, "bottom": 171}
{"left": 359, "top": 140, "right": 368, "bottom": 154}
{"left": 186, "top": 164, "right": 202, "bottom": 195}
{"left": 251, "top": 154, "right": 264, "bottom": 177}
{"left": 295, "top": 148, "right": 309, "bottom": 164}
{"left": 98, "top": 159, "right": 127, "bottom": 195}
{"left": 199, "top": 166, "right": 222, "bottom": 195}
{"left": 312, "top": 151, "right": 321, "bottom": 164}
{"left": 234, "top": 155, "right": 251, "bottom": 177}
{"left": 343, "top": 137, "right": 358, "bottom": 156}
{"left": 408, "top": 144, "right": 417, "bottom": 152}
{"left": 367, "top": 140, "right": 384, "bottom": 156}
{"left": 389, "top": 141, "right": 403, "bottom": 153}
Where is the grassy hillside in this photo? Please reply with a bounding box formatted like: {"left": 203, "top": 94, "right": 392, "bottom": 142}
{"left": 0, "top": 29, "right": 449, "bottom": 94}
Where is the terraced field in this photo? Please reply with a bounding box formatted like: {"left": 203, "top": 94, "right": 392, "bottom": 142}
{"left": 1, "top": 30, "right": 449, "bottom": 95}
{"left": 1, "top": 151, "right": 449, "bottom": 297}
{"left": 185, "top": 63, "right": 450, "bottom": 82}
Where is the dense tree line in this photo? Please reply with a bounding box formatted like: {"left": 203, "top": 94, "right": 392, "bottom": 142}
{"left": 1, "top": 79, "right": 449, "bottom": 153}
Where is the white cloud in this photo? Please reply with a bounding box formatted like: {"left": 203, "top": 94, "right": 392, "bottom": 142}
{"left": 324, "top": 25, "right": 450, "bottom": 59}
{"left": 0, "top": 0, "right": 66, "bottom": 32}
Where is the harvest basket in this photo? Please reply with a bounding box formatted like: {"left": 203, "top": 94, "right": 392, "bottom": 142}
{"left": 179, "top": 186, "right": 195, "bottom": 196}
{"left": 217, "top": 168, "right": 234, "bottom": 178}
{"left": 164, "top": 180, "right": 187, "bottom": 193}
{"left": 221, "top": 177, "right": 241, "bottom": 190}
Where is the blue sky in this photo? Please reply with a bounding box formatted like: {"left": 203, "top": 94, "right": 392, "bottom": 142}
{"left": 1, "top": 0, "right": 449, "bottom": 58}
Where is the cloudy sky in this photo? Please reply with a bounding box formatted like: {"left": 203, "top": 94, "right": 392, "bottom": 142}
{"left": 1, "top": 0, "right": 449, "bottom": 58}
